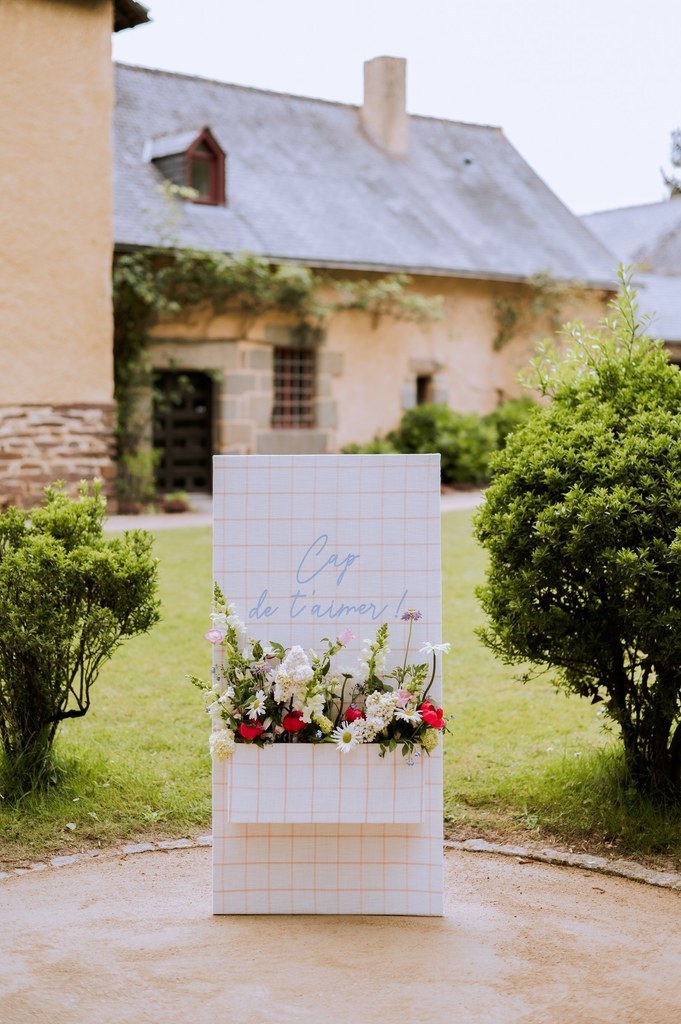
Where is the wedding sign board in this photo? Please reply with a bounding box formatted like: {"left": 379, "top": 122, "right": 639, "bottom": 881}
{"left": 212, "top": 453, "right": 444, "bottom": 915}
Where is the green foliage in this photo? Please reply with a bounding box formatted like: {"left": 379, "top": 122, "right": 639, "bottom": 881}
{"left": 331, "top": 273, "right": 443, "bottom": 326}
{"left": 3, "top": 516, "right": 681, "bottom": 866}
{"left": 0, "top": 484, "right": 161, "bottom": 797}
{"left": 483, "top": 396, "right": 538, "bottom": 447}
{"left": 492, "top": 273, "right": 585, "bottom": 350}
{"left": 387, "top": 403, "right": 495, "bottom": 485}
{"left": 341, "top": 438, "right": 398, "bottom": 455}
{"left": 475, "top": 271, "right": 681, "bottom": 796}
{"left": 345, "top": 399, "right": 538, "bottom": 485}
{"left": 117, "top": 449, "right": 160, "bottom": 506}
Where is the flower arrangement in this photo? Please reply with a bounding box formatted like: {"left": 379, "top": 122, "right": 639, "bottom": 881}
{"left": 191, "top": 585, "right": 449, "bottom": 761}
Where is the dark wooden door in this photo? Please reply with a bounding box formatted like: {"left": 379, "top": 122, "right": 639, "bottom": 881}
{"left": 153, "top": 371, "right": 213, "bottom": 493}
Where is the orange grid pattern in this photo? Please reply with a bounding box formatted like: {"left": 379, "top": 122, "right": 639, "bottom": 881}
{"left": 212, "top": 454, "right": 443, "bottom": 915}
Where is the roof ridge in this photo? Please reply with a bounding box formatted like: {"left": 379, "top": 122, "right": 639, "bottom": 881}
{"left": 114, "top": 61, "right": 500, "bottom": 133}
{"left": 584, "top": 199, "right": 677, "bottom": 219}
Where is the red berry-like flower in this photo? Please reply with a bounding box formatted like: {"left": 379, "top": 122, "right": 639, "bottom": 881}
{"left": 420, "top": 704, "right": 445, "bottom": 729}
{"left": 282, "top": 710, "right": 306, "bottom": 732}
{"left": 238, "top": 721, "right": 264, "bottom": 741}
{"left": 345, "top": 706, "right": 365, "bottom": 723}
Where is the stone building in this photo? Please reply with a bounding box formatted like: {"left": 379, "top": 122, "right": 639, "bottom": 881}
{"left": 114, "top": 57, "right": 615, "bottom": 496}
{"left": 1, "top": 17, "right": 616, "bottom": 505}
{"left": 0, "top": 0, "right": 147, "bottom": 507}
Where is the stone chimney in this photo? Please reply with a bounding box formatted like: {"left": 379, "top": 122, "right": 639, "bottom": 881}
{"left": 360, "top": 56, "right": 408, "bottom": 156}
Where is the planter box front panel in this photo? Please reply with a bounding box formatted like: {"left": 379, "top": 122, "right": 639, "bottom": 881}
{"left": 215, "top": 743, "right": 425, "bottom": 823}
{"left": 212, "top": 744, "right": 443, "bottom": 916}
{"left": 212, "top": 454, "right": 444, "bottom": 915}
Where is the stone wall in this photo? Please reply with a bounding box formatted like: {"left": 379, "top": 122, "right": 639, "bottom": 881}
{"left": 0, "top": 404, "right": 116, "bottom": 509}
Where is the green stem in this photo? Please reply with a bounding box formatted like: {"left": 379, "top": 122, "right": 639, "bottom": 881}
{"left": 421, "top": 655, "right": 437, "bottom": 703}
{"left": 403, "top": 617, "right": 414, "bottom": 676}
{"left": 335, "top": 676, "right": 349, "bottom": 726}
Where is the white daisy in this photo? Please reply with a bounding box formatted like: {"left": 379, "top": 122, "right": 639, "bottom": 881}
{"left": 246, "top": 689, "right": 267, "bottom": 719}
{"left": 332, "top": 720, "right": 360, "bottom": 753}
{"left": 395, "top": 706, "right": 422, "bottom": 724}
{"left": 419, "top": 641, "right": 451, "bottom": 656}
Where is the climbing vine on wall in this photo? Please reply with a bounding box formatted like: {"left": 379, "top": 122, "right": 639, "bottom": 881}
{"left": 112, "top": 247, "right": 443, "bottom": 503}
{"left": 492, "top": 273, "right": 586, "bottom": 351}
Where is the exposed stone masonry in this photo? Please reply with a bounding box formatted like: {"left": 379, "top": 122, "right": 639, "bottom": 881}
{"left": 0, "top": 403, "right": 116, "bottom": 509}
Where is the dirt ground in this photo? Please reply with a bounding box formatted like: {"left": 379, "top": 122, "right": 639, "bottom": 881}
{"left": 1, "top": 847, "right": 679, "bottom": 1024}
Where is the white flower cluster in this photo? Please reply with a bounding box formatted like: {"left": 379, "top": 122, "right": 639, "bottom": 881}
{"left": 273, "top": 645, "right": 314, "bottom": 703}
{"left": 357, "top": 638, "right": 390, "bottom": 682}
{"left": 361, "top": 690, "right": 399, "bottom": 741}
{"left": 209, "top": 727, "right": 235, "bottom": 762}
{"left": 210, "top": 601, "right": 246, "bottom": 637}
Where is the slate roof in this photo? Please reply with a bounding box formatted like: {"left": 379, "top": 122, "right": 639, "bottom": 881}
{"left": 634, "top": 274, "right": 681, "bottom": 342}
{"left": 583, "top": 200, "right": 681, "bottom": 274}
{"left": 583, "top": 200, "right": 681, "bottom": 341}
{"left": 114, "top": 63, "right": 616, "bottom": 287}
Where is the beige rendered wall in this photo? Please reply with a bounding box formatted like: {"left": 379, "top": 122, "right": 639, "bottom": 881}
{"left": 323, "top": 276, "right": 609, "bottom": 449}
{"left": 0, "top": 0, "right": 114, "bottom": 405}
{"left": 147, "top": 275, "right": 610, "bottom": 456}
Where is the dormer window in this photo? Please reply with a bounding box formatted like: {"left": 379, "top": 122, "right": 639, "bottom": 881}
{"left": 186, "top": 131, "right": 225, "bottom": 205}
{"left": 148, "top": 127, "right": 226, "bottom": 206}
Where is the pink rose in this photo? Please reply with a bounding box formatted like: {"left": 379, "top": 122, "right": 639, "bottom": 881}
{"left": 205, "top": 629, "right": 225, "bottom": 644}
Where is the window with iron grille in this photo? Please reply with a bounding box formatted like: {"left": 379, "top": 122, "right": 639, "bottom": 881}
{"left": 271, "top": 347, "right": 316, "bottom": 428}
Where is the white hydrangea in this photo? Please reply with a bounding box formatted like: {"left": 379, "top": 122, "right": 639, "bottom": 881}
{"left": 209, "top": 728, "right": 236, "bottom": 761}
{"left": 274, "top": 645, "right": 314, "bottom": 703}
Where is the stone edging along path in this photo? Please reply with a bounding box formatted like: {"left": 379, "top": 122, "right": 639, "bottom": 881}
{"left": 2, "top": 834, "right": 680, "bottom": 891}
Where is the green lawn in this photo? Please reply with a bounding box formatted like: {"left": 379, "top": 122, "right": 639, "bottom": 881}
{"left": 1, "top": 512, "right": 679, "bottom": 868}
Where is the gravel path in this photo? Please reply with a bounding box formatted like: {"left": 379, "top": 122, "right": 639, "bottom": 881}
{"left": 2, "top": 845, "right": 679, "bottom": 1024}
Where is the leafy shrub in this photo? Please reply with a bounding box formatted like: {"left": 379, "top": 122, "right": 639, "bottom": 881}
{"left": 387, "top": 403, "right": 496, "bottom": 485}
{"left": 0, "top": 483, "right": 161, "bottom": 797}
{"left": 342, "top": 399, "right": 536, "bottom": 486}
{"left": 475, "top": 275, "right": 681, "bottom": 797}
{"left": 341, "top": 438, "right": 398, "bottom": 455}
{"left": 483, "top": 396, "right": 538, "bottom": 448}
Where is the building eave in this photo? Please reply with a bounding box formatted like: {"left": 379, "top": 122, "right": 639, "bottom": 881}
{"left": 112, "top": 242, "right": 615, "bottom": 291}
{"left": 114, "top": 0, "right": 149, "bottom": 32}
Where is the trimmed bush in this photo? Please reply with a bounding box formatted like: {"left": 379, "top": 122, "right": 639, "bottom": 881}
{"left": 0, "top": 483, "right": 160, "bottom": 797}
{"left": 475, "top": 276, "right": 681, "bottom": 797}
{"left": 483, "top": 396, "right": 538, "bottom": 448}
{"left": 388, "top": 403, "right": 496, "bottom": 485}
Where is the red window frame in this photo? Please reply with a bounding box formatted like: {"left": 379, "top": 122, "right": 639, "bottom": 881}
{"left": 185, "top": 129, "right": 226, "bottom": 206}
{"left": 271, "top": 347, "right": 316, "bottom": 428}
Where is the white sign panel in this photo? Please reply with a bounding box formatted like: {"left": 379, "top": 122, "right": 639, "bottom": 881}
{"left": 212, "top": 453, "right": 443, "bottom": 915}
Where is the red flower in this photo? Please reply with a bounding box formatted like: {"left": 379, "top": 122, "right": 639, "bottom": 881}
{"left": 345, "top": 706, "right": 365, "bottom": 723}
{"left": 238, "top": 721, "right": 264, "bottom": 741}
{"left": 282, "top": 710, "right": 306, "bottom": 732}
{"left": 420, "top": 703, "right": 445, "bottom": 729}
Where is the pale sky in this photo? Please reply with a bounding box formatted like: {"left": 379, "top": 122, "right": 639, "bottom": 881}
{"left": 113, "top": 0, "right": 681, "bottom": 216}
